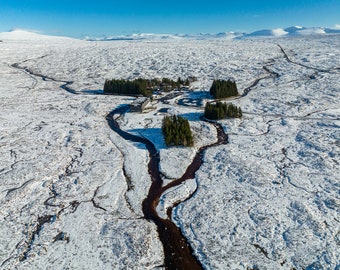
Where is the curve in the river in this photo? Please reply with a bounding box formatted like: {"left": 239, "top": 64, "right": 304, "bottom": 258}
{"left": 11, "top": 63, "right": 77, "bottom": 95}
{"left": 106, "top": 106, "right": 228, "bottom": 270}
{"left": 242, "top": 65, "right": 279, "bottom": 97}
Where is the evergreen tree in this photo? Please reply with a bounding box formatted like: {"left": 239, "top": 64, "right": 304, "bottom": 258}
{"left": 177, "top": 77, "right": 182, "bottom": 89}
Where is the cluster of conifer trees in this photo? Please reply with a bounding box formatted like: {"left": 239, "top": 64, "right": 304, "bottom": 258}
{"left": 204, "top": 101, "right": 242, "bottom": 120}
{"left": 103, "top": 77, "right": 190, "bottom": 96}
{"left": 103, "top": 78, "right": 152, "bottom": 96}
{"left": 162, "top": 77, "right": 190, "bottom": 89}
{"left": 162, "top": 115, "right": 193, "bottom": 147}
{"left": 210, "top": 79, "right": 238, "bottom": 99}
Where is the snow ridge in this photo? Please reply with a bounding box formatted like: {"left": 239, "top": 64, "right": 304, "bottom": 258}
{"left": 0, "top": 29, "right": 77, "bottom": 41}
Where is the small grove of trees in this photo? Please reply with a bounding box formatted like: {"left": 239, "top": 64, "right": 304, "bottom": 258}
{"left": 162, "top": 115, "right": 193, "bottom": 147}
{"left": 210, "top": 79, "right": 238, "bottom": 99}
{"left": 162, "top": 77, "right": 189, "bottom": 90}
{"left": 204, "top": 101, "right": 242, "bottom": 120}
{"left": 104, "top": 77, "right": 190, "bottom": 96}
{"left": 104, "top": 78, "right": 152, "bottom": 97}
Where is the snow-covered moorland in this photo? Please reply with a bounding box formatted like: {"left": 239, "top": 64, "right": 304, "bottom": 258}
{"left": 0, "top": 31, "right": 339, "bottom": 269}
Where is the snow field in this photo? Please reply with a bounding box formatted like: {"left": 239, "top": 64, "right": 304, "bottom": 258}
{"left": 0, "top": 33, "right": 339, "bottom": 269}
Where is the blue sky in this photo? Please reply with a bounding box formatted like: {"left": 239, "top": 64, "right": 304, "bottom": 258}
{"left": 1, "top": 0, "right": 339, "bottom": 37}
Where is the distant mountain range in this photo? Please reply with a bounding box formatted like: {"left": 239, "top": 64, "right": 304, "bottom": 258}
{"left": 241, "top": 26, "right": 340, "bottom": 39}
{"left": 86, "top": 31, "right": 246, "bottom": 41}
{"left": 86, "top": 26, "right": 340, "bottom": 41}
{"left": 1, "top": 26, "right": 340, "bottom": 42}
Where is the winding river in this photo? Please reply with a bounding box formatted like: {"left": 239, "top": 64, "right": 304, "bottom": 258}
{"left": 11, "top": 60, "right": 229, "bottom": 269}
{"left": 106, "top": 106, "right": 228, "bottom": 270}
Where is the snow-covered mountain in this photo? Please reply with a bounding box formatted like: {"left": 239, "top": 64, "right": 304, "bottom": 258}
{"left": 1, "top": 26, "right": 339, "bottom": 42}
{"left": 241, "top": 26, "right": 340, "bottom": 39}
{"left": 85, "top": 26, "right": 340, "bottom": 41}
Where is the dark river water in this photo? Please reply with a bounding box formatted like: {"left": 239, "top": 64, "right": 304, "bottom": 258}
{"left": 106, "top": 106, "right": 228, "bottom": 270}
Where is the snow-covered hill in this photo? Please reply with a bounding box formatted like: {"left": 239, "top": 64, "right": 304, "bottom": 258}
{"left": 0, "top": 29, "right": 78, "bottom": 42}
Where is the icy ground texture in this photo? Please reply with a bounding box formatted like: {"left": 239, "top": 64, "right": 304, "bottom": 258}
{"left": 0, "top": 35, "right": 339, "bottom": 269}
{"left": 0, "top": 39, "right": 163, "bottom": 269}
